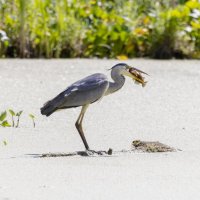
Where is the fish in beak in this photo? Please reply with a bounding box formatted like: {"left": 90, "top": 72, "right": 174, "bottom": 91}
{"left": 121, "top": 65, "right": 149, "bottom": 87}
{"left": 128, "top": 67, "right": 149, "bottom": 87}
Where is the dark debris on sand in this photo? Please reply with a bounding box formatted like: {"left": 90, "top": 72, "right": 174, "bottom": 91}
{"left": 27, "top": 142, "right": 178, "bottom": 158}
{"left": 132, "top": 140, "right": 177, "bottom": 153}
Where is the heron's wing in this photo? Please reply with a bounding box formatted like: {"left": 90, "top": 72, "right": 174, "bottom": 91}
{"left": 48, "top": 73, "right": 108, "bottom": 109}
{"left": 64, "top": 73, "right": 108, "bottom": 96}
{"left": 41, "top": 73, "right": 108, "bottom": 115}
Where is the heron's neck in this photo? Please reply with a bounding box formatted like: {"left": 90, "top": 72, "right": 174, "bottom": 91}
{"left": 105, "top": 70, "right": 125, "bottom": 95}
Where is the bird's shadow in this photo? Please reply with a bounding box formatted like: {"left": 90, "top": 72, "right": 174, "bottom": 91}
{"left": 25, "top": 141, "right": 178, "bottom": 158}
{"left": 26, "top": 150, "right": 115, "bottom": 158}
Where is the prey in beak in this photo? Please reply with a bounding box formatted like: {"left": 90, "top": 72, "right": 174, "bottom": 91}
{"left": 122, "top": 66, "right": 149, "bottom": 87}
{"left": 128, "top": 67, "right": 149, "bottom": 87}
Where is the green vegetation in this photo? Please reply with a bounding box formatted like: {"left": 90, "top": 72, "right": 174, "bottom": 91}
{"left": 3, "top": 140, "right": 7, "bottom": 146}
{"left": 29, "top": 114, "right": 35, "bottom": 128}
{"left": 0, "top": 111, "right": 10, "bottom": 127}
{"left": 0, "top": 109, "right": 35, "bottom": 128}
{"left": 9, "top": 109, "right": 16, "bottom": 127}
{"left": 0, "top": 0, "right": 200, "bottom": 58}
{"left": 16, "top": 110, "right": 23, "bottom": 128}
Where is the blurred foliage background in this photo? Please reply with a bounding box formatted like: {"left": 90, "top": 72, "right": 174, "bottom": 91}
{"left": 0, "top": 0, "right": 200, "bottom": 59}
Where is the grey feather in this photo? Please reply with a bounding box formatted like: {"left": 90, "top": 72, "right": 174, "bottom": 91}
{"left": 41, "top": 63, "right": 130, "bottom": 117}
{"left": 41, "top": 73, "right": 109, "bottom": 116}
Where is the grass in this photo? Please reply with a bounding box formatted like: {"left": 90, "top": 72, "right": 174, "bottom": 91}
{"left": 0, "top": 0, "right": 200, "bottom": 58}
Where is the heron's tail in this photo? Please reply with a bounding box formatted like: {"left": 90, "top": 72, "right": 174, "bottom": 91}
{"left": 40, "top": 100, "right": 57, "bottom": 117}
{"left": 40, "top": 91, "right": 66, "bottom": 116}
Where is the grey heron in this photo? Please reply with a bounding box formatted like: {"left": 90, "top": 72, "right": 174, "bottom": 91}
{"left": 41, "top": 63, "right": 148, "bottom": 152}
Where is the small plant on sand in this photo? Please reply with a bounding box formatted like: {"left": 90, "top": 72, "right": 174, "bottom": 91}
{"left": 16, "top": 111, "right": 23, "bottom": 128}
{"left": 29, "top": 114, "right": 35, "bottom": 128}
{"left": 9, "top": 109, "right": 16, "bottom": 127}
{"left": 0, "top": 111, "right": 11, "bottom": 127}
{"left": 3, "top": 140, "right": 7, "bottom": 146}
{"left": 0, "top": 109, "right": 23, "bottom": 128}
{"left": 8, "top": 109, "right": 23, "bottom": 128}
{"left": 0, "top": 109, "right": 36, "bottom": 128}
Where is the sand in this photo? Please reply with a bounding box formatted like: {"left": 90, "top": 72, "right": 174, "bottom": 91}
{"left": 0, "top": 59, "right": 200, "bottom": 200}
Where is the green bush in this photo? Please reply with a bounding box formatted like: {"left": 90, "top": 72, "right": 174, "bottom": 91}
{"left": 0, "top": 0, "right": 200, "bottom": 58}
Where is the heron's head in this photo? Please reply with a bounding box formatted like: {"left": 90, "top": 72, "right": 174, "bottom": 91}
{"left": 111, "top": 63, "right": 149, "bottom": 87}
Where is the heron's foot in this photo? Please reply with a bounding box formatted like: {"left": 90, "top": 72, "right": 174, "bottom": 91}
{"left": 86, "top": 149, "right": 105, "bottom": 156}
{"left": 85, "top": 148, "right": 113, "bottom": 156}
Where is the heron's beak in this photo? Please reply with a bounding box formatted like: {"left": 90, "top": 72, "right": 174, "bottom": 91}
{"left": 122, "top": 67, "right": 149, "bottom": 87}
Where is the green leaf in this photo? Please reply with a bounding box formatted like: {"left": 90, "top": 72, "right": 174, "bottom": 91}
{"left": 29, "top": 114, "right": 35, "bottom": 119}
{"left": 1, "top": 120, "right": 11, "bottom": 127}
{"left": 16, "top": 110, "right": 23, "bottom": 116}
{"left": 0, "top": 111, "right": 7, "bottom": 121}
{"left": 3, "top": 140, "right": 7, "bottom": 146}
{"left": 9, "top": 109, "right": 16, "bottom": 116}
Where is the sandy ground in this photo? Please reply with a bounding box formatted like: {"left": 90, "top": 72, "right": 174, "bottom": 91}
{"left": 0, "top": 59, "right": 200, "bottom": 200}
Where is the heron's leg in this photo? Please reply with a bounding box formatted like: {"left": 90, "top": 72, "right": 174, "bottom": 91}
{"left": 75, "top": 104, "right": 90, "bottom": 150}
